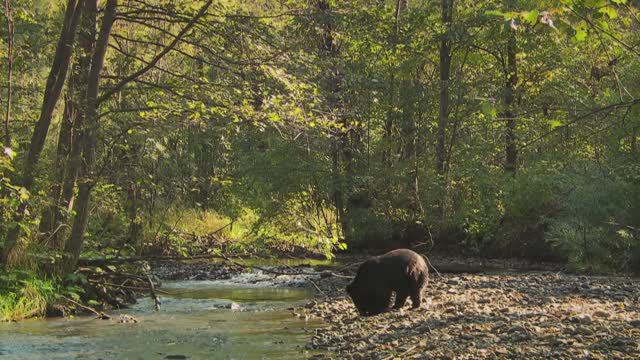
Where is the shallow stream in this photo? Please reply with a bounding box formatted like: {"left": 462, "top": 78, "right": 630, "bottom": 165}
{"left": 0, "top": 278, "right": 324, "bottom": 359}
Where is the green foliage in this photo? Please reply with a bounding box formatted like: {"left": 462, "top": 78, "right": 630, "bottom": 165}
{"left": 0, "top": 269, "right": 85, "bottom": 322}
{"left": 0, "top": 271, "right": 55, "bottom": 322}
{"left": 548, "top": 163, "right": 640, "bottom": 272}
{"left": 0, "top": 149, "right": 30, "bottom": 247}
{"left": 143, "top": 206, "right": 344, "bottom": 259}
{"left": 492, "top": 165, "right": 563, "bottom": 259}
{"left": 2, "top": 0, "right": 640, "bottom": 275}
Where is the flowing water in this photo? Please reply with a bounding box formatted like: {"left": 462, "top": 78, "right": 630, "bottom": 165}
{"left": 0, "top": 277, "right": 325, "bottom": 360}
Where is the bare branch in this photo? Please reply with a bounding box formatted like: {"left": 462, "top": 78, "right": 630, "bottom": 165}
{"left": 98, "top": 0, "right": 214, "bottom": 103}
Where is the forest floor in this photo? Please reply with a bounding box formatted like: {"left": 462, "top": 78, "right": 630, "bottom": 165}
{"left": 301, "top": 264, "right": 640, "bottom": 360}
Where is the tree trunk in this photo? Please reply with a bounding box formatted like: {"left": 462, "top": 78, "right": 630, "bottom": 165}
{"left": 400, "top": 73, "right": 422, "bottom": 216}
{"left": 38, "top": 91, "right": 75, "bottom": 239}
{"left": 503, "top": 25, "right": 518, "bottom": 173}
{"left": 631, "top": 125, "right": 638, "bottom": 156}
{"left": 317, "top": 0, "right": 349, "bottom": 239}
{"left": 383, "top": 0, "right": 408, "bottom": 169}
{"left": 2, "top": 0, "right": 84, "bottom": 267}
{"left": 3, "top": 0, "right": 14, "bottom": 147}
{"left": 331, "top": 140, "right": 346, "bottom": 236}
{"left": 384, "top": 77, "right": 396, "bottom": 169}
{"left": 63, "top": 0, "right": 117, "bottom": 275}
{"left": 41, "top": 0, "right": 99, "bottom": 256}
{"left": 433, "top": 0, "right": 453, "bottom": 223}
{"left": 125, "top": 142, "right": 142, "bottom": 251}
{"left": 22, "top": 0, "right": 83, "bottom": 191}
{"left": 435, "top": 0, "right": 453, "bottom": 176}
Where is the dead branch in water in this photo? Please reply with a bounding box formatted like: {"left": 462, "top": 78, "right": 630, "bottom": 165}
{"left": 62, "top": 296, "right": 111, "bottom": 320}
{"left": 146, "top": 273, "right": 161, "bottom": 311}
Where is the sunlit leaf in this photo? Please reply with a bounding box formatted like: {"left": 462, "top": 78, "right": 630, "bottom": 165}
{"left": 524, "top": 10, "right": 539, "bottom": 25}
{"left": 598, "top": 7, "right": 617, "bottom": 19}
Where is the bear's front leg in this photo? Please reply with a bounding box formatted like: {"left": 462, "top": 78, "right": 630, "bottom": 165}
{"left": 393, "top": 290, "right": 409, "bottom": 309}
{"left": 410, "top": 291, "right": 423, "bottom": 309}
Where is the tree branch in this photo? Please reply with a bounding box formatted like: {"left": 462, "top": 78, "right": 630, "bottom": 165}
{"left": 98, "top": 0, "right": 214, "bottom": 103}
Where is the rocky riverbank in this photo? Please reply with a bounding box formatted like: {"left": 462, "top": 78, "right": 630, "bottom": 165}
{"left": 149, "top": 256, "right": 640, "bottom": 359}
{"left": 302, "top": 271, "right": 640, "bottom": 359}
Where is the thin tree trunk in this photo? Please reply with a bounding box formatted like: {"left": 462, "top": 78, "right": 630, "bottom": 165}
{"left": 504, "top": 25, "right": 518, "bottom": 173}
{"left": 433, "top": 0, "right": 453, "bottom": 224}
{"left": 58, "top": 98, "right": 83, "bottom": 230}
{"left": 317, "top": 0, "right": 349, "bottom": 239}
{"left": 384, "top": 77, "right": 395, "bottom": 168}
{"left": 397, "top": 0, "right": 420, "bottom": 216}
{"left": 383, "top": 0, "right": 408, "bottom": 169}
{"left": 435, "top": 0, "right": 453, "bottom": 176}
{"left": 2, "top": 0, "right": 84, "bottom": 267}
{"left": 3, "top": 0, "right": 14, "bottom": 146}
{"left": 125, "top": 141, "right": 142, "bottom": 250}
{"left": 63, "top": 0, "right": 117, "bottom": 275}
{"left": 38, "top": 92, "right": 75, "bottom": 239}
{"left": 331, "top": 141, "right": 345, "bottom": 237}
{"left": 395, "top": 0, "right": 409, "bottom": 30}
{"left": 402, "top": 72, "right": 423, "bottom": 216}
{"left": 631, "top": 125, "right": 638, "bottom": 156}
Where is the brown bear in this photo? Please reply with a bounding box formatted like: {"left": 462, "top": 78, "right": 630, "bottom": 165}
{"left": 346, "top": 248, "right": 428, "bottom": 316}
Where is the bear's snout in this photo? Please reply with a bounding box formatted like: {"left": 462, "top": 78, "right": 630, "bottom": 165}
{"left": 346, "top": 283, "right": 353, "bottom": 292}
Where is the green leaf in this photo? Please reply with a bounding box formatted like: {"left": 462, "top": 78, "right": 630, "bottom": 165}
{"left": 584, "top": 0, "right": 608, "bottom": 8}
{"left": 485, "top": 10, "right": 504, "bottom": 16}
{"left": 524, "top": 10, "right": 539, "bottom": 25}
{"left": 574, "top": 25, "right": 587, "bottom": 42}
{"left": 18, "top": 187, "right": 30, "bottom": 201}
{"left": 485, "top": 10, "right": 510, "bottom": 20}
{"left": 480, "top": 102, "right": 497, "bottom": 118}
{"left": 598, "top": 7, "right": 618, "bottom": 19}
{"left": 548, "top": 119, "right": 563, "bottom": 129}
{"left": 154, "top": 142, "right": 166, "bottom": 153}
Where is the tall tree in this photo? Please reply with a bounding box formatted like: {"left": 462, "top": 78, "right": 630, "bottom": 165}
{"left": 39, "top": 0, "right": 97, "bottom": 251}
{"left": 316, "top": 0, "right": 349, "bottom": 239}
{"left": 2, "top": 0, "right": 14, "bottom": 147}
{"left": 61, "top": 0, "right": 215, "bottom": 274}
{"left": 2, "top": 0, "right": 84, "bottom": 266}
{"left": 435, "top": 0, "right": 453, "bottom": 177}
{"left": 503, "top": 18, "right": 518, "bottom": 173}
{"left": 62, "top": 0, "right": 117, "bottom": 275}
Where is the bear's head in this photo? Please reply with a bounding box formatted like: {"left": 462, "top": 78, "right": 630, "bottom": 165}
{"left": 346, "top": 279, "right": 368, "bottom": 315}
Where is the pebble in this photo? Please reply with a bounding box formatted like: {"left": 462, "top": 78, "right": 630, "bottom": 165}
{"left": 593, "top": 310, "right": 610, "bottom": 318}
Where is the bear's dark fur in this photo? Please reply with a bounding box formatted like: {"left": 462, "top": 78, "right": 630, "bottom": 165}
{"left": 346, "top": 249, "right": 428, "bottom": 316}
